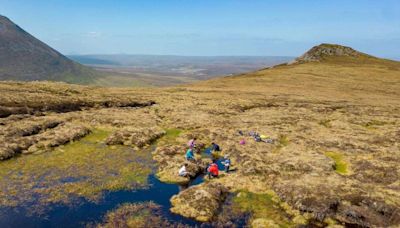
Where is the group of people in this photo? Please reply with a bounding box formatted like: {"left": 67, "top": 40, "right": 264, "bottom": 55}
{"left": 179, "top": 138, "right": 231, "bottom": 179}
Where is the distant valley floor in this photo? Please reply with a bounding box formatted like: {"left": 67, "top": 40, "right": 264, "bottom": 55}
{"left": 69, "top": 55, "right": 294, "bottom": 87}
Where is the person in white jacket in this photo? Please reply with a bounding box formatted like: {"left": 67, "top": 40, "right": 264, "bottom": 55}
{"left": 178, "top": 163, "right": 189, "bottom": 177}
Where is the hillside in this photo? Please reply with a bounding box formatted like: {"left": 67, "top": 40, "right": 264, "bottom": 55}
{"left": 0, "top": 15, "right": 97, "bottom": 84}
{"left": 0, "top": 44, "right": 399, "bottom": 227}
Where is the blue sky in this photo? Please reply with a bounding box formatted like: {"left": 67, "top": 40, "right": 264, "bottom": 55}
{"left": 1, "top": 0, "right": 399, "bottom": 58}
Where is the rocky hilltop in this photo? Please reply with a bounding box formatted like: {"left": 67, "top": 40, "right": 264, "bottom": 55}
{"left": 291, "top": 43, "right": 372, "bottom": 64}
{"left": 0, "top": 15, "right": 97, "bottom": 83}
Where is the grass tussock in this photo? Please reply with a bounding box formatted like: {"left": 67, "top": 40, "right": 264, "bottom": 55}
{"left": 95, "top": 202, "right": 182, "bottom": 228}
{"left": 325, "top": 151, "right": 349, "bottom": 175}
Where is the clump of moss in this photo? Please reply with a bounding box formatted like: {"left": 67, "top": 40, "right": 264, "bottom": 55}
{"left": 232, "top": 191, "right": 295, "bottom": 227}
{"left": 325, "top": 151, "right": 349, "bottom": 175}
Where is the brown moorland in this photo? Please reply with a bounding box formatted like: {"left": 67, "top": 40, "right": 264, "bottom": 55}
{"left": 0, "top": 44, "right": 399, "bottom": 227}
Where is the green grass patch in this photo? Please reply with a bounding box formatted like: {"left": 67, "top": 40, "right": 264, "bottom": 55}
{"left": 325, "top": 151, "right": 349, "bottom": 175}
{"left": 159, "top": 128, "right": 182, "bottom": 145}
{"left": 165, "top": 128, "right": 182, "bottom": 138}
{"left": 232, "top": 191, "right": 295, "bottom": 227}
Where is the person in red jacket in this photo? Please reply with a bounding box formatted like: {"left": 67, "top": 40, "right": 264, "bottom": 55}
{"left": 207, "top": 162, "right": 219, "bottom": 179}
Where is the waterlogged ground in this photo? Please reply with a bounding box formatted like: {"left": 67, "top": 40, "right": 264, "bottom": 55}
{"left": 0, "top": 129, "right": 154, "bottom": 213}
{"left": 0, "top": 175, "right": 201, "bottom": 228}
{"left": 0, "top": 127, "right": 247, "bottom": 228}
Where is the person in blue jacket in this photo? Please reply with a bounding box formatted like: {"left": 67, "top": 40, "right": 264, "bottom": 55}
{"left": 211, "top": 142, "right": 221, "bottom": 152}
{"left": 185, "top": 148, "right": 195, "bottom": 161}
{"left": 221, "top": 155, "right": 231, "bottom": 173}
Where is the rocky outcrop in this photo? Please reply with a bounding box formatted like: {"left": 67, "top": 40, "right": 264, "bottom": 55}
{"left": 106, "top": 126, "right": 165, "bottom": 148}
{"left": 170, "top": 182, "right": 228, "bottom": 222}
{"left": 290, "top": 43, "right": 369, "bottom": 64}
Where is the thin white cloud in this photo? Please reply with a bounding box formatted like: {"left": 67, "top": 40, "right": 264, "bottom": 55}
{"left": 82, "top": 31, "right": 102, "bottom": 38}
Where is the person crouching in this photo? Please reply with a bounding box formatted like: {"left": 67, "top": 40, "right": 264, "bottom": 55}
{"left": 207, "top": 161, "right": 219, "bottom": 179}
{"left": 178, "top": 163, "right": 189, "bottom": 177}
{"left": 185, "top": 148, "right": 195, "bottom": 161}
{"left": 222, "top": 155, "right": 231, "bottom": 173}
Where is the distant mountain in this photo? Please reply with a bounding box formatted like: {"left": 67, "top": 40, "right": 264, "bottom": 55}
{"left": 0, "top": 15, "right": 97, "bottom": 84}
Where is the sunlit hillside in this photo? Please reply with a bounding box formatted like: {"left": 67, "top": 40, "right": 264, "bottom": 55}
{"left": 1, "top": 44, "right": 399, "bottom": 227}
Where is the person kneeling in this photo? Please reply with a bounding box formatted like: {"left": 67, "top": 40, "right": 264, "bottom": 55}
{"left": 207, "top": 162, "right": 219, "bottom": 179}
{"left": 179, "top": 164, "right": 189, "bottom": 177}
{"left": 185, "top": 148, "right": 195, "bottom": 161}
{"left": 222, "top": 155, "right": 231, "bottom": 173}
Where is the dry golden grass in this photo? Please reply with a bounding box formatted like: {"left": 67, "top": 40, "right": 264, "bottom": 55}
{"left": 0, "top": 53, "right": 399, "bottom": 226}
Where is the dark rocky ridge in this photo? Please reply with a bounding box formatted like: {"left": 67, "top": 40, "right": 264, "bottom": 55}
{"left": 0, "top": 15, "right": 97, "bottom": 83}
